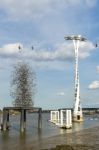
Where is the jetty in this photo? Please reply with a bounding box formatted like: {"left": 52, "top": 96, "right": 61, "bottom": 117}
{"left": 1, "top": 107, "right": 42, "bottom": 132}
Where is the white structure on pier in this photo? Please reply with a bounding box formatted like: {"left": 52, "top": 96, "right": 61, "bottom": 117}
{"left": 50, "top": 110, "right": 59, "bottom": 124}
{"left": 50, "top": 110, "right": 72, "bottom": 129}
{"left": 65, "top": 35, "right": 86, "bottom": 122}
{"left": 60, "top": 110, "right": 72, "bottom": 128}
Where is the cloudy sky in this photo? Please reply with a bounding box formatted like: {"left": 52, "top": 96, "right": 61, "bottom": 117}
{"left": 0, "top": 0, "right": 99, "bottom": 109}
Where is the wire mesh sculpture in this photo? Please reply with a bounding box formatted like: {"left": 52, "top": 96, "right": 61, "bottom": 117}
{"left": 10, "top": 62, "right": 36, "bottom": 108}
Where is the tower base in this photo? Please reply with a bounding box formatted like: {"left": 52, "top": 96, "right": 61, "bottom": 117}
{"left": 73, "top": 115, "right": 83, "bottom": 122}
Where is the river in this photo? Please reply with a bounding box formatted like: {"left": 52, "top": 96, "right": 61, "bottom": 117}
{"left": 0, "top": 113, "right": 99, "bottom": 149}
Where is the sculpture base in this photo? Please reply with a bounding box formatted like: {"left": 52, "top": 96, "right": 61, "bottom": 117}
{"left": 73, "top": 115, "right": 83, "bottom": 122}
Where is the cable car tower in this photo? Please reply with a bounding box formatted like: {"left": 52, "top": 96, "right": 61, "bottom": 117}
{"left": 65, "top": 35, "right": 86, "bottom": 122}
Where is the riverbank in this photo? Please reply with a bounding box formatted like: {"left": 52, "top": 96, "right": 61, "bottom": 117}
{"left": 31, "top": 126, "right": 99, "bottom": 150}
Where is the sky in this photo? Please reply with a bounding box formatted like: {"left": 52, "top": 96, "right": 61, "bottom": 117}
{"left": 0, "top": 0, "right": 99, "bottom": 109}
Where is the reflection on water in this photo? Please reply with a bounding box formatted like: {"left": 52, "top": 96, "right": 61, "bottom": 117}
{"left": 0, "top": 113, "right": 99, "bottom": 149}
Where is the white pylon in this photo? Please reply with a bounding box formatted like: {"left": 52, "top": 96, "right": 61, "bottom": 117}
{"left": 65, "top": 35, "right": 86, "bottom": 122}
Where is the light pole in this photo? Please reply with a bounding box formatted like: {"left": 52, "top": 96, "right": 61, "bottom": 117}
{"left": 65, "top": 35, "right": 86, "bottom": 122}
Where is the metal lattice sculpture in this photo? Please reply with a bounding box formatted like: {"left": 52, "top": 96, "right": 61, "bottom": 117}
{"left": 10, "top": 62, "right": 36, "bottom": 108}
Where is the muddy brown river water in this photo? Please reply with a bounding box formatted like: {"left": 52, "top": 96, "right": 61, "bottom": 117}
{"left": 0, "top": 113, "right": 99, "bottom": 150}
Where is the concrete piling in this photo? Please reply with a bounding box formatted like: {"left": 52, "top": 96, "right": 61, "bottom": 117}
{"left": 2, "top": 107, "right": 42, "bottom": 132}
{"left": 3, "top": 109, "right": 7, "bottom": 131}
{"left": 7, "top": 110, "right": 9, "bottom": 127}
{"left": 20, "top": 109, "right": 26, "bottom": 132}
{"left": 38, "top": 108, "right": 42, "bottom": 129}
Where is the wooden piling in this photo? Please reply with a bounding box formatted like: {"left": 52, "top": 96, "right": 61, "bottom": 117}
{"left": 20, "top": 109, "right": 26, "bottom": 132}
{"left": 38, "top": 108, "right": 42, "bottom": 129}
{"left": 3, "top": 109, "right": 7, "bottom": 131}
{"left": 7, "top": 110, "right": 9, "bottom": 127}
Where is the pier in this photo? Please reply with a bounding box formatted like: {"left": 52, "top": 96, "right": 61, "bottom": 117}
{"left": 2, "top": 107, "right": 42, "bottom": 132}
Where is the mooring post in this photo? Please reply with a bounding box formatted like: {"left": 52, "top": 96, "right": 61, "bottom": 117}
{"left": 3, "top": 109, "right": 7, "bottom": 131}
{"left": 24, "top": 109, "right": 26, "bottom": 129}
{"left": 7, "top": 110, "right": 9, "bottom": 128}
{"left": 38, "top": 108, "right": 42, "bottom": 129}
{"left": 20, "top": 109, "right": 26, "bottom": 132}
{"left": 20, "top": 109, "right": 24, "bottom": 132}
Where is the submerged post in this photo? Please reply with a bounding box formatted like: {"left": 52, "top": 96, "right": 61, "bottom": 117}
{"left": 7, "top": 110, "right": 9, "bottom": 128}
{"left": 20, "top": 109, "right": 26, "bottom": 132}
{"left": 38, "top": 108, "right": 42, "bottom": 129}
{"left": 0, "top": 112, "right": 3, "bottom": 130}
{"left": 3, "top": 109, "right": 8, "bottom": 131}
